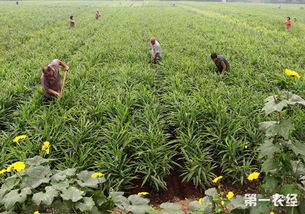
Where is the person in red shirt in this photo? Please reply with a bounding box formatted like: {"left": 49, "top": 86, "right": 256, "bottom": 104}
{"left": 284, "top": 17, "right": 292, "bottom": 30}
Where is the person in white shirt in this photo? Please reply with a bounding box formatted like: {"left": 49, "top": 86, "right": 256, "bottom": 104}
{"left": 149, "top": 37, "right": 162, "bottom": 64}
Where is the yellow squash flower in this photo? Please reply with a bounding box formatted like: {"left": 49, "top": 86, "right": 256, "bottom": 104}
{"left": 226, "top": 191, "right": 234, "bottom": 199}
{"left": 270, "top": 212, "right": 275, "bottom": 214}
{"left": 198, "top": 198, "right": 202, "bottom": 205}
{"left": 138, "top": 192, "right": 149, "bottom": 196}
{"left": 13, "top": 135, "right": 27, "bottom": 143}
{"left": 247, "top": 172, "right": 260, "bottom": 181}
{"left": 6, "top": 166, "right": 12, "bottom": 172}
{"left": 6, "top": 161, "right": 26, "bottom": 172}
{"left": 221, "top": 201, "right": 225, "bottom": 206}
{"left": 212, "top": 176, "right": 223, "bottom": 183}
{"left": 34, "top": 211, "right": 40, "bottom": 214}
{"left": 41, "top": 141, "right": 50, "bottom": 154}
{"left": 0, "top": 169, "right": 7, "bottom": 175}
{"left": 284, "top": 69, "right": 301, "bottom": 79}
{"left": 91, "top": 172, "right": 104, "bottom": 178}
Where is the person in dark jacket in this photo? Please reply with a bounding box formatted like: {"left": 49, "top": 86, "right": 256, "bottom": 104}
{"left": 41, "top": 59, "right": 69, "bottom": 100}
{"left": 210, "top": 53, "right": 230, "bottom": 74}
{"left": 96, "top": 10, "right": 101, "bottom": 20}
{"left": 70, "top": 16, "right": 75, "bottom": 27}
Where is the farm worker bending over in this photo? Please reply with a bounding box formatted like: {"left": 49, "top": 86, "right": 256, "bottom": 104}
{"left": 284, "top": 17, "right": 292, "bottom": 30}
{"left": 70, "top": 16, "right": 75, "bottom": 27}
{"left": 41, "top": 59, "right": 69, "bottom": 100}
{"left": 211, "top": 53, "right": 230, "bottom": 74}
{"left": 96, "top": 10, "right": 101, "bottom": 20}
{"left": 149, "top": 37, "right": 162, "bottom": 64}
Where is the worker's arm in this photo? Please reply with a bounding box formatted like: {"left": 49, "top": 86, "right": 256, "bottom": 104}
{"left": 220, "top": 61, "right": 227, "bottom": 74}
{"left": 58, "top": 60, "right": 69, "bottom": 71}
{"left": 154, "top": 52, "right": 160, "bottom": 59}
{"left": 151, "top": 54, "right": 156, "bottom": 62}
{"left": 47, "top": 89, "right": 61, "bottom": 98}
{"left": 152, "top": 52, "right": 156, "bottom": 59}
{"left": 151, "top": 52, "right": 158, "bottom": 61}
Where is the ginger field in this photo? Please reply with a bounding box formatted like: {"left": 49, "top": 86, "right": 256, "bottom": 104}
{"left": 1, "top": 1, "right": 305, "bottom": 213}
